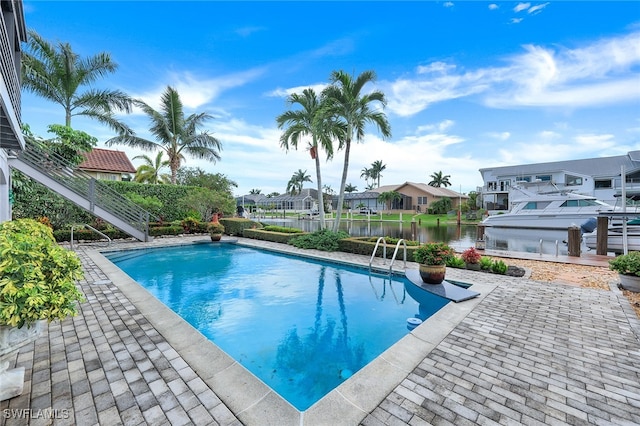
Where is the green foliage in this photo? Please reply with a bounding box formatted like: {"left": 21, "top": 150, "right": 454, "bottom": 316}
{"left": 44, "top": 124, "right": 97, "bottom": 165}
{"left": 0, "top": 219, "right": 85, "bottom": 328}
{"left": 413, "top": 242, "right": 455, "bottom": 265}
{"left": 447, "top": 256, "right": 466, "bottom": 268}
{"left": 429, "top": 198, "right": 452, "bottom": 215}
{"left": 148, "top": 225, "right": 183, "bottom": 237}
{"left": 609, "top": 252, "right": 640, "bottom": 276}
{"left": 179, "top": 187, "right": 236, "bottom": 222}
{"left": 479, "top": 256, "right": 493, "bottom": 270}
{"left": 289, "top": 229, "right": 349, "bottom": 251}
{"left": 491, "top": 259, "right": 508, "bottom": 274}
{"left": 52, "top": 227, "right": 128, "bottom": 242}
{"left": 176, "top": 167, "right": 237, "bottom": 193}
{"left": 263, "top": 225, "right": 304, "bottom": 234}
{"left": 207, "top": 222, "right": 225, "bottom": 235}
{"left": 125, "top": 192, "right": 163, "bottom": 212}
{"left": 220, "top": 218, "right": 263, "bottom": 236}
{"left": 364, "top": 236, "right": 420, "bottom": 246}
{"left": 243, "top": 229, "right": 305, "bottom": 244}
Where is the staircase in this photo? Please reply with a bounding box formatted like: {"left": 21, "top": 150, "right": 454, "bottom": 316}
{"left": 8, "top": 142, "right": 151, "bottom": 242}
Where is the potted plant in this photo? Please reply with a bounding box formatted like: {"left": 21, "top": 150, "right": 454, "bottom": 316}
{"left": 207, "top": 221, "right": 225, "bottom": 241}
{"left": 461, "top": 247, "right": 482, "bottom": 271}
{"left": 609, "top": 251, "right": 640, "bottom": 292}
{"left": 0, "top": 219, "right": 85, "bottom": 401}
{"left": 413, "top": 242, "right": 455, "bottom": 284}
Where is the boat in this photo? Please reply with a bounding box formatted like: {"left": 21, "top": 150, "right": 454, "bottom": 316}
{"left": 583, "top": 218, "right": 640, "bottom": 254}
{"left": 482, "top": 182, "right": 615, "bottom": 230}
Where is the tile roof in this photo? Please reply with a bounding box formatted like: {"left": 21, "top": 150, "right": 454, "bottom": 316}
{"left": 79, "top": 148, "right": 136, "bottom": 174}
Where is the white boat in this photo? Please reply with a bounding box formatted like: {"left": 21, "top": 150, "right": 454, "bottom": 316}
{"left": 583, "top": 218, "right": 640, "bottom": 254}
{"left": 482, "top": 182, "right": 614, "bottom": 230}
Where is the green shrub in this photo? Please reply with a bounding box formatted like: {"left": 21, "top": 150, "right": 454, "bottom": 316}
{"left": 447, "top": 256, "right": 466, "bottom": 268}
{"left": 221, "top": 218, "right": 263, "bottom": 236}
{"left": 52, "top": 227, "right": 129, "bottom": 242}
{"left": 263, "top": 225, "right": 304, "bottom": 234}
{"left": 148, "top": 225, "right": 183, "bottom": 237}
{"left": 609, "top": 251, "right": 640, "bottom": 276}
{"left": 243, "top": 228, "right": 304, "bottom": 244}
{"left": 289, "top": 229, "right": 349, "bottom": 252}
{"left": 479, "top": 256, "right": 493, "bottom": 270}
{"left": 491, "top": 259, "right": 508, "bottom": 274}
{"left": 0, "top": 219, "right": 85, "bottom": 328}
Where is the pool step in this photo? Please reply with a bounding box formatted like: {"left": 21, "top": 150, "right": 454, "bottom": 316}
{"left": 405, "top": 269, "right": 480, "bottom": 303}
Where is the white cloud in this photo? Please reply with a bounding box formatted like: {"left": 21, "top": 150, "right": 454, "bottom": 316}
{"left": 514, "top": 3, "right": 530, "bottom": 13}
{"left": 488, "top": 4, "right": 499, "bottom": 11}
{"left": 528, "top": 2, "right": 550, "bottom": 14}
{"left": 266, "top": 83, "right": 328, "bottom": 98}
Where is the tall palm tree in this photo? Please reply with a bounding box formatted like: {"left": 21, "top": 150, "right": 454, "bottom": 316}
{"left": 21, "top": 30, "right": 133, "bottom": 134}
{"left": 276, "top": 88, "right": 344, "bottom": 227}
{"left": 322, "top": 70, "right": 391, "bottom": 231}
{"left": 360, "top": 167, "right": 372, "bottom": 187}
{"left": 132, "top": 152, "right": 170, "bottom": 184}
{"left": 106, "top": 86, "right": 222, "bottom": 184}
{"left": 345, "top": 183, "right": 358, "bottom": 193}
{"left": 287, "top": 169, "right": 312, "bottom": 195}
{"left": 369, "top": 160, "right": 386, "bottom": 187}
{"left": 428, "top": 171, "right": 452, "bottom": 188}
{"left": 249, "top": 188, "right": 262, "bottom": 195}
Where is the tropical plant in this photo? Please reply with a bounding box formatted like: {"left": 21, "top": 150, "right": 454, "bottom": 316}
{"left": 413, "top": 242, "right": 455, "bottom": 266}
{"left": 491, "top": 259, "right": 509, "bottom": 274}
{"left": 176, "top": 167, "right": 237, "bottom": 193}
{"left": 106, "top": 86, "right": 222, "bottom": 184}
{"left": 249, "top": 188, "right": 262, "bottom": 195}
{"left": 428, "top": 171, "right": 452, "bottom": 188}
{"left": 429, "top": 197, "right": 452, "bottom": 215}
{"left": 609, "top": 252, "right": 640, "bottom": 276}
{"left": 133, "top": 152, "right": 170, "bottom": 184}
{"left": 369, "top": 160, "right": 386, "bottom": 187}
{"left": 21, "top": 30, "right": 133, "bottom": 133}
{"left": 289, "top": 229, "right": 349, "bottom": 251}
{"left": 286, "top": 169, "right": 312, "bottom": 195}
{"left": 207, "top": 222, "right": 225, "bottom": 235}
{"left": 178, "top": 187, "right": 235, "bottom": 222}
{"left": 0, "top": 219, "right": 85, "bottom": 328}
{"left": 276, "top": 88, "right": 345, "bottom": 228}
{"left": 461, "top": 247, "right": 482, "bottom": 264}
{"left": 479, "top": 256, "right": 493, "bottom": 270}
{"left": 345, "top": 183, "right": 358, "bottom": 193}
{"left": 322, "top": 70, "right": 392, "bottom": 231}
{"left": 377, "top": 191, "right": 401, "bottom": 210}
{"left": 360, "top": 167, "right": 372, "bottom": 187}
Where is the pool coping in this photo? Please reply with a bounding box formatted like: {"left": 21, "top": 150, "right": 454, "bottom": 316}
{"left": 88, "top": 238, "right": 498, "bottom": 425}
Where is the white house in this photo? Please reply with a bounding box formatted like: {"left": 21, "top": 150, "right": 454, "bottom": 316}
{"left": 479, "top": 151, "right": 640, "bottom": 212}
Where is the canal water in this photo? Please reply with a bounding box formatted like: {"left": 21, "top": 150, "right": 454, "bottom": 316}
{"left": 258, "top": 217, "right": 589, "bottom": 256}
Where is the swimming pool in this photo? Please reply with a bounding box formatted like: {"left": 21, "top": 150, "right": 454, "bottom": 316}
{"left": 105, "top": 243, "right": 451, "bottom": 410}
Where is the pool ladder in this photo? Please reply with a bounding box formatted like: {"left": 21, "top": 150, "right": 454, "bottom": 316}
{"left": 369, "top": 237, "right": 407, "bottom": 274}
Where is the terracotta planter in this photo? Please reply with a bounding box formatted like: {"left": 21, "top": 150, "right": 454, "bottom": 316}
{"left": 210, "top": 234, "right": 222, "bottom": 242}
{"left": 419, "top": 264, "right": 446, "bottom": 284}
{"left": 619, "top": 273, "right": 640, "bottom": 293}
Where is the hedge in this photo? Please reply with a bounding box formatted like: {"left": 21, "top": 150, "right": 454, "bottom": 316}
{"left": 243, "top": 229, "right": 307, "bottom": 244}
{"left": 220, "top": 218, "right": 263, "bottom": 236}
{"left": 53, "top": 227, "right": 129, "bottom": 243}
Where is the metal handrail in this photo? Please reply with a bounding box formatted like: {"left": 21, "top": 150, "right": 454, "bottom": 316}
{"left": 369, "top": 237, "right": 387, "bottom": 269}
{"left": 70, "top": 224, "right": 112, "bottom": 250}
{"left": 16, "top": 140, "right": 153, "bottom": 237}
{"left": 389, "top": 239, "right": 407, "bottom": 274}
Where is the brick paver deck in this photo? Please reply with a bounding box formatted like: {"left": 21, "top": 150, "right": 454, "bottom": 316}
{"left": 1, "top": 236, "right": 639, "bottom": 425}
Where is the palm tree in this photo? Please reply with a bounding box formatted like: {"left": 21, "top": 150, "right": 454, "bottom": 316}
{"left": 377, "top": 191, "right": 401, "bottom": 210}
{"left": 345, "top": 183, "right": 358, "bottom": 193}
{"left": 133, "top": 152, "right": 170, "bottom": 184}
{"left": 106, "top": 86, "right": 222, "bottom": 184}
{"left": 249, "top": 188, "right": 262, "bottom": 195}
{"left": 369, "top": 160, "right": 386, "bottom": 187}
{"left": 360, "top": 167, "right": 372, "bottom": 187}
{"left": 287, "top": 169, "right": 312, "bottom": 195}
{"left": 21, "top": 30, "right": 133, "bottom": 134}
{"left": 322, "top": 70, "right": 391, "bottom": 231}
{"left": 428, "top": 171, "right": 452, "bottom": 188}
{"left": 276, "top": 88, "right": 344, "bottom": 227}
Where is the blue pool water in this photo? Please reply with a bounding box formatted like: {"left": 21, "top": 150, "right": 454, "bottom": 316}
{"left": 105, "top": 243, "right": 451, "bottom": 410}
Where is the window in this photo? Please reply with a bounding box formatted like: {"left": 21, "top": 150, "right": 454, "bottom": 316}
{"left": 595, "top": 179, "right": 612, "bottom": 189}
{"left": 499, "top": 180, "right": 511, "bottom": 191}
{"left": 417, "top": 196, "right": 427, "bottom": 204}
{"left": 535, "top": 175, "right": 552, "bottom": 181}
{"left": 565, "top": 174, "right": 583, "bottom": 186}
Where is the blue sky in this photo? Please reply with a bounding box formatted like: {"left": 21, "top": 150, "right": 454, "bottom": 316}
{"left": 21, "top": 1, "right": 640, "bottom": 196}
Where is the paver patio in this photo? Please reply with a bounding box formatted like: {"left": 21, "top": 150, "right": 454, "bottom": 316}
{"left": 1, "top": 236, "right": 639, "bottom": 425}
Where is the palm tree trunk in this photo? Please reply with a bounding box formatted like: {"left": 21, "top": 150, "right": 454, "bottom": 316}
{"left": 313, "top": 142, "right": 326, "bottom": 229}
{"left": 332, "top": 139, "right": 351, "bottom": 231}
